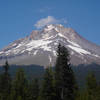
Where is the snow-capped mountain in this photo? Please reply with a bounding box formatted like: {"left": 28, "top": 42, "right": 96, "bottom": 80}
{"left": 0, "top": 24, "right": 100, "bottom": 66}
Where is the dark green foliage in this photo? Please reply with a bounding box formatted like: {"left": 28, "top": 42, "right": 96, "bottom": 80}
{"left": 10, "top": 68, "right": 28, "bottom": 100}
{"left": 0, "top": 63, "right": 100, "bottom": 88}
{"left": 28, "top": 79, "right": 39, "bottom": 100}
{"left": 0, "top": 45, "right": 100, "bottom": 100}
{"left": 0, "top": 65, "right": 44, "bottom": 80}
{"left": 72, "top": 63, "right": 100, "bottom": 88}
{"left": 75, "top": 72, "right": 100, "bottom": 100}
{"left": 16, "top": 96, "right": 23, "bottom": 100}
{"left": 3, "top": 61, "right": 9, "bottom": 73}
{"left": 86, "top": 72, "right": 98, "bottom": 100}
{"left": 55, "top": 44, "right": 76, "bottom": 100}
{"left": 95, "top": 84, "right": 100, "bottom": 100}
{"left": 86, "top": 72, "right": 97, "bottom": 92}
{"left": 0, "top": 61, "right": 11, "bottom": 100}
{"left": 38, "top": 68, "right": 55, "bottom": 100}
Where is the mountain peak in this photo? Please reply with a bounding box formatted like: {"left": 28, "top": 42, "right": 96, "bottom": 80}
{"left": 44, "top": 24, "right": 76, "bottom": 34}
{"left": 44, "top": 24, "right": 64, "bottom": 31}
{"left": 0, "top": 24, "right": 100, "bottom": 66}
{"left": 42, "top": 24, "right": 79, "bottom": 42}
{"left": 45, "top": 24, "right": 64, "bottom": 28}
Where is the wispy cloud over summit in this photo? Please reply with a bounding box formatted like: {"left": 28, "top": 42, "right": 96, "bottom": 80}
{"left": 34, "top": 16, "right": 60, "bottom": 29}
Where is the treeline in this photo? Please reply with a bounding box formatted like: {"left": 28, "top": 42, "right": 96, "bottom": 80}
{"left": 0, "top": 44, "right": 100, "bottom": 100}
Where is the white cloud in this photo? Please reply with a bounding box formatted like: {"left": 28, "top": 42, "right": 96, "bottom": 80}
{"left": 34, "top": 16, "right": 60, "bottom": 29}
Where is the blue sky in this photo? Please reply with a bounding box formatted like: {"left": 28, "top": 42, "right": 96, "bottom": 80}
{"left": 0, "top": 0, "right": 100, "bottom": 49}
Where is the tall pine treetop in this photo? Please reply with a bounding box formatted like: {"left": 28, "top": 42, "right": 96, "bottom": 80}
{"left": 55, "top": 43, "right": 76, "bottom": 100}
{"left": 3, "top": 60, "right": 9, "bottom": 73}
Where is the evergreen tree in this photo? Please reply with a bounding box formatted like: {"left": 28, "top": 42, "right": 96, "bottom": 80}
{"left": 4, "top": 61, "right": 9, "bottom": 74}
{"left": 38, "top": 68, "right": 55, "bottom": 100}
{"left": 28, "top": 79, "right": 39, "bottom": 100}
{"left": 86, "top": 72, "right": 97, "bottom": 100}
{"left": 95, "top": 83, "right": 100, "bottom": 100}
{"left": 55, "top": 44, "right": 76, "bottom": 100}
{"left": 16, "top": 96, "right": 23, "bottom": 100}
{"left": 0, "top": 61, "right": 11, "bottom": 100}
{"left": 10, "top": 68, "right": 28, "bottom": 100}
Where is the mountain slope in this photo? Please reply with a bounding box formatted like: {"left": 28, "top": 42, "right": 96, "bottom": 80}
{"left": 0, "top": 24, "right": 100, "bottom": 66}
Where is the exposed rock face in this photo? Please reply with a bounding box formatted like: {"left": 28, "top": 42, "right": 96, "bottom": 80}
{"left": 0, "top": 24, "right": 100, "bottom": 66}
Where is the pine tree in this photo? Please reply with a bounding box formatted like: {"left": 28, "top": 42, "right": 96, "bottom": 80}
{"left": 16, "top": 96, "right": 23, "bottom": 100}
{"left": 86, "top": 72, "right": 97, "bottom": 100}
{"left": 0, "top": 61, "right": 11, "bottom": 100}
{"left": 38, "top": 68, "right": 55, "bottom": 100}
{"left": 55, "top": 44, "right": 76, "bottom": 100}
{"left": 95, "top": 83, "right": 100, "bottom": 100}
{"left": 10, "top": 68, "right": 28, "bottom": 100}
{"left": 28, "top": 79, "right": 39, "bottom": 100}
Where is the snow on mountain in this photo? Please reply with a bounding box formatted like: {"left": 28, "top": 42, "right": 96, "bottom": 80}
{"left": 0, "top": 24, "right": 100, "bottom": 66}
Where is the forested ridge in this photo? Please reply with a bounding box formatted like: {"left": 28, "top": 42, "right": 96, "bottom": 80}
{"left": 0, "top": 44, "right": 100, "bottom": 100}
